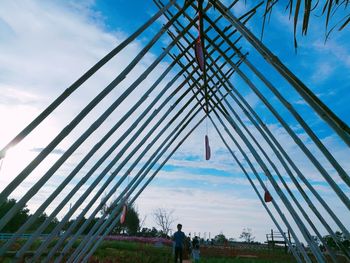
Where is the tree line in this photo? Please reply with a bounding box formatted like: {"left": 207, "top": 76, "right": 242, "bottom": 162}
{"left": 0, "top": 198, "right": 169, "bottom": 237}
{"left": 1, "top": 198, "right": 349, "bottom": 252}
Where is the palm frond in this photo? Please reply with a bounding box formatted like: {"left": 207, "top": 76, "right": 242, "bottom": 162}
{"left": 260, "top": 0, "right": 350, "bottom": 48}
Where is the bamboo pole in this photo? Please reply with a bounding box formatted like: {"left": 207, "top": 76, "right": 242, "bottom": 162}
{"left": 81, "top": 112, "right": 206, "bottom": 262}
{"left": 209, "top": 64, "right": 350, "bottom": 256}
{"left": 199, "top": 30, "right": 350, "bottom": 241}
{"left": 1, "top": 51, "right": 195, "bottom": 257}
{"left": 204, "top": 33, "right": 350, "bottom": 211}
{"left": 204, "top": 13, "right": 350, "bottom": 191}
{"left": 169, "top": 42, "right": 314, "bottom": 261}
{"left": 210, "top": 0, "right": 350, "bottom": 147}
{"left": 211, "top": 115, "right": 303, "bottom": 263}
{"left": 0, "top": 0, "right": 176, "bottom": 161}
{"left": 172, "top": 62, "right": 303, "bottom": 261}
{"left": 209, "top": 101, "right": 313, "bottom": 262}
{"left": 0, "top": 0, "right": 193, "bottom": 208}
{"left": 14, "top": 15, "right": 200, "bottom": 260}
{"left": 20, "top": 63, "right": 199, "bottom": 262}
{"left": 42, "top": 55, "right": 227, "bottom": 262}
{"left": 63, "top": 55, "right": 234, "bottom": 263}
{"left": 170, "top": 21, "right": 338, "bottom": 260}
{"left": 75, "top": 74, "right": 234, "bottom": 263}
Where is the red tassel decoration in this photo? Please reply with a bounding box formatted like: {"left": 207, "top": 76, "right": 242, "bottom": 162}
{"left": 120, "top": 204, "right": 128, "bottom": 224}
{"left": 205, "top": 135, "right": 211, "bottom": 160}
{"left": 195, "top": 37, "right": 204, "bottom": 71}
{"left": 264, "top": 190, "right": 273, "bottom": 202}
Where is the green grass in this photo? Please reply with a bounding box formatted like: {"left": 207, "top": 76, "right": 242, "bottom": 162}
{"left": 91, "top": 240, "right": 173, "bottom": 263}
{"left": 198, "top": 258, "right": 294, "bottom": 263}
{"left": 1, "top": 239, "right": 297, "bottom": 263}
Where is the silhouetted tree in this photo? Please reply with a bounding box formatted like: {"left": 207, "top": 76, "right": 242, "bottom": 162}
{"left": 28, "top": 212, "right": 59, "bottom": 233}
{"left": 321, "top": 231, "right": 350, "bottom": 251}
{"left": 239, "top": 228, "right": 255, "bottom": 243}
{"left": 214, "top": 233, "right": 227, "bottom": 244}
{"left": 153, "top": 208, "right": 175, "bottom": 237}
{"left": 0, "top": 198, "right": 30, "bottom": 232}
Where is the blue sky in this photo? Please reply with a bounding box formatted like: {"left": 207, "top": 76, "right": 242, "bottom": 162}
{"left": 0, "top": 0, "right": 349, "bottom": 243}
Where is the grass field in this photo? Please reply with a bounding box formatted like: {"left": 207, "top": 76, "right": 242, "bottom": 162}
{"left": 89, "top": 241, "right": 296, "bottom": 263}
{"left": 0, "top": 239, "right": 306, "bottom": 262}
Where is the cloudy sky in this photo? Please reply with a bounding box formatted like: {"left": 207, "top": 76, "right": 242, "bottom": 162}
{"left": 0, "top": 0, "right": 349, "bottom": 243}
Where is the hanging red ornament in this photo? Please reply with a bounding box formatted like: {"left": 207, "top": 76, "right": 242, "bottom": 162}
{"left": 264, "top": 190, "right": 273, "bottom": 202}
{"left": 120, "top": 204, "right": 128, "bottom": 224}
{"left": 195, "top": 37, "right": 205, "bottom": 71}
{"left": 205, "top": 135, "right": 211, "bottom": 160}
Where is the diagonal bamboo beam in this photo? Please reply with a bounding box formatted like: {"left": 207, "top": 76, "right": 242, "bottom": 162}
{"left": 171, "top": 26, "right": 339, "bottom": 261}
{"left": 167, "top": 8, "right": 348, "bottom": 255}
{"left": 174, "top": 60, "right": 314, "bottom": 262}
{"left": 64, "top": 55, "right": 235, "bottom": 263}
{"left": 0, "top": 0, "right": 194, "bottom": 209}
{"left": 206, "top": 97, "right": 314, "bottom": 263}
{"left": 193, "top": 18, "right": 350, "bottom": 242}
{"left": 203, "top": 31, "right": 350, "bottom": 211}
{"left": 204, "top": 12, "right": 350, "bottom": 191}
{"left": 212, "top": 118, "right": 304, "bottom": 263}
{"left": 183, "top": 71, "right": 304, "bottom": 261}
{"left": 1, "top": 48, "right": 195, "bottom": 258}
{"left": 204, "top": 58, "right": 350, "bottom": 256}
{"left": 0, "top": 0, "right": 176, "bottom": 161}
{"left": 13, "top": 16, "right": 201, "bottom": 261}
{"left": 74, "top": 73, "right": 234, "bottom": 263}
{"left": 209, "top": 0, "right": 350, "bottom": 147}
{"left": 80, "top": 109, "right": 207, "bottom": 262}
{"left": 22, "top": 60, "right": 200, "bottom": 262}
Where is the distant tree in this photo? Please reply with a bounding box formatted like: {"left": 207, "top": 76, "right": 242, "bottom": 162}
{"left": 321, "top": 231, "right": 350, "bottom": 251}
{"left": 214, "top": 233, "right": 227, "bottom": 244}
{"left": 123, "top": 206, "right": 140, "bottom": 235}
{"left": 138, "top": 227, "right": 161, "bottom": 237}
{"left": 153, "top": 208, "right": 175, "bottom": 237}
{"left": 0, "top": 198, "right": 30, "bottom": 232}
{"left": 28, "top": 212, "right": 59, "bottom": 233}
{"left": 239, "top": 228, "right": 255, "bottom": 243}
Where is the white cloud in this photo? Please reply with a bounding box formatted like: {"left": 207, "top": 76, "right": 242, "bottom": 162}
{"left": 0, "top": 0, "right": 349, "bottom": 248}
{"left": 310, "top": 61, "right": 334, "bottom": 83}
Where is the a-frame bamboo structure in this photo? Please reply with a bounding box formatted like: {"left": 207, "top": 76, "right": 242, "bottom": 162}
{"left": 0, "top": 1, "right": 349, "bottom": 262}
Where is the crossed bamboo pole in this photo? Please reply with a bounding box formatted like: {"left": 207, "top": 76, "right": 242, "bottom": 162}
{"left": 209, "top": 0, "right": 350, "bottom": 148}
{"left": 0, "top": 0, "right": 176, "bottom": 161}
{"left": 200, "top": 13, "right": 350, "bottom": 239}
{"left": 72, "top": 77, "right": 233, "bottom": 263}
{"left": 67, "top": 60, "right": 235, "bottom": 263}
{"left": 162, "top": 1, "right": 348, "bottom": 261}
{"left": 203, "top": 12, "right": 350, "bottom": 190}
{"left": 0, "top": 0, "right": 194, "bottom": 214}
{"left": 180, "top": 2, "right": 350, "bottom": 256}
{"left": 65, "top": 28, "right": 240, "bottom": 263}
{"left": 0, "top": 0, "right": 349, "bottom": 262}
{"left": 168, "top": 47, "right": 314, "bottom": 263}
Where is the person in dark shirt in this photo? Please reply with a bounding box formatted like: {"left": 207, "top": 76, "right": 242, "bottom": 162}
{"left": 173, "top": 223, "right": 186, "bottom": 263}
{"left": 192, "top": 236, "right": 200, "bottom": 262}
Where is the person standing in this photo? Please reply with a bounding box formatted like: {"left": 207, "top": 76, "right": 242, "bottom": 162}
{"left": 173, "top": 223, "right": 186, "bottom": 263}
{"left": 192, "top": 236, "right": 200, "bottom": 262}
